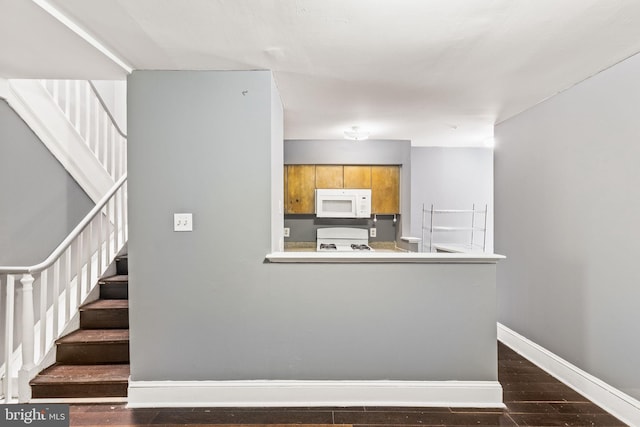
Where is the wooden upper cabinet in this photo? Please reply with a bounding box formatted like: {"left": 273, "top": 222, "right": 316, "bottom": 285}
{"left": 286, "top": 165, "right": 316, "bottom": 214}
{"left": 284, "top": 164, "right": 400, "bottom": 215}
{"left": 343, "top": 166, "right": 371, "bottom": 189}
{"left": 371, "top": 166, "right": 400, "bottom": 214}
{"left": 315, "top": 165, "right": 343, "bottom": 188}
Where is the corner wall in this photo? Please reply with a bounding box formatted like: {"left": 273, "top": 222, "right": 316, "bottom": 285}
{"left": 495, "top": 52, "right": 640, "bottom": 400}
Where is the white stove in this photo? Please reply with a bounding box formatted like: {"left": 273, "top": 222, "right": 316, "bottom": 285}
{"left": 316, "top": 227, "right": 374, "bottom": 252}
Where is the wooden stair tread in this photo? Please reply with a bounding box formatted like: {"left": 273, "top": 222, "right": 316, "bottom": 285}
{"left": 57, "top": 329, "right": 129, "bottom": 344}
{"left": 81, "top": 299, "right": 128, "bottom": 310}
{"left": 30, "top": 364, "right": 130, "bottom": 385}
{"left": 99, "top": 275, "right": 128, "bottom": 283}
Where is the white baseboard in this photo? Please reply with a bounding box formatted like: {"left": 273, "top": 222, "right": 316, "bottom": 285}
{"left": 497, "top": 322, "right": 640, "bottom": 427}
{"left": 128, "top": 379, "right": 504, "bottom": 409}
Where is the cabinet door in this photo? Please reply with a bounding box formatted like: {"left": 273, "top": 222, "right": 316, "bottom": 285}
{"left": 344, "top": 166, "right": 371, "bottom": 188}
{"left": 315, "top": 165, "right": 343, "bottom": 189}
{"left": 286, "top": 165, "right": 316, "bottom": 213}
{"left": 371, "top": 166, "right": 399, "bottom": 214}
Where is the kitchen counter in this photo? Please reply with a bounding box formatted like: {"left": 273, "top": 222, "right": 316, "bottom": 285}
{"left": 278, "top": 241, "right": 503, "bottom": 262}
{"left": 433, "top": 243, "right": 483, "bottom": 253}
{"left": 284, "top": 242, "right": 316, "bottom": 252}
{"left": 269, "top": 249, "right": 504, "bottom": 263}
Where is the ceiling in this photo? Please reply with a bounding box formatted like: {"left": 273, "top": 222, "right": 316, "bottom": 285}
{"left": 3, "top": 0, "right": 640, "bottom": 146}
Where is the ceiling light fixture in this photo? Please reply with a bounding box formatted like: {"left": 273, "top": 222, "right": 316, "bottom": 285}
{"left": 344, "top": 126, "right": 370, "bottom": 141}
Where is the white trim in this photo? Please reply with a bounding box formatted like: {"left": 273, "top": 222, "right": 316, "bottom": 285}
{"left": 0, "top": 78, "right": 8, "bottom": 100}
{"left": 128, "top": 379, "right": 504, "bottom": 409}
{"left": 497, "top": 322, "right": 640, "bottom": 427}
{"left": 7, "top": 79, "right": 113, "bottom": 203}
{"left": 30, "top": 0, "right": 133, "bottom": 74}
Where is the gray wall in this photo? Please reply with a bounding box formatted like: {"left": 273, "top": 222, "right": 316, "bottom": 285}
{"left": 495, "top": 52, "right": 640, "bottom": 399}
{"left": 128, "top": 70, "right": 498, "bottom": 384}
{"left": 284, "top": 139, "right": 411, "bottom": 241}
{"left": 410, "top": 147, "right": 494, "bottom": 252}
{"left": 0, "top": 100, "right": 93, "bottom": 265}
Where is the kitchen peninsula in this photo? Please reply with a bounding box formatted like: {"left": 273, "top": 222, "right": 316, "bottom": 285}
{"left": 127, "top": 70, "right": 505, "bottom": 410}
{"left": 262, "top": 247, "right": 505, "bottom": 408}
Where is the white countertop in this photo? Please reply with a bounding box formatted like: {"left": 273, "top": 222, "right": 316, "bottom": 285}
{"left": 433, "top": 243, "right": 484, "bottom": 253}
{"left": 266, "top": 251, "right": 505, "bottom": 263}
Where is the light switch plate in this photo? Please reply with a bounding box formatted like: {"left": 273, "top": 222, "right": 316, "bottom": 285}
{"left": 174, "top": 213, "right": 193, "bottom": 232}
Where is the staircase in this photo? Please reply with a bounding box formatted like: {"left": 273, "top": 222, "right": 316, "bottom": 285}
{"left": 30, "top": 255, "right": 129, "bottom": 399}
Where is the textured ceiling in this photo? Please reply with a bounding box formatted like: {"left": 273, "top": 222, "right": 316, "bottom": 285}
{"left": 3, "top": 0, "right": 640, "bottom": 146}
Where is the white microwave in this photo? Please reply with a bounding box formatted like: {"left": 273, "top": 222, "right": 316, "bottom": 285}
{"left": 315, "top": 189, "right": 372, "bottom": 218}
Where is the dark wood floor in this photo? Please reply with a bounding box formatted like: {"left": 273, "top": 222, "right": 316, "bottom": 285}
{"left": 67, "top": 342, "right": 628, "bottom": 426}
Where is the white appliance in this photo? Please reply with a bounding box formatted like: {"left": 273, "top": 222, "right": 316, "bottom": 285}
{"left": 315, "top": 189, "right": 371, "bottom": 218}
{"left": 316, "top": 227, "right": 374, "bottom": 252}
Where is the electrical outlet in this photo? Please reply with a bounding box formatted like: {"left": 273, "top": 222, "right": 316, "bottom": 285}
{"left": 283, "top": 227, "right": 290, "bottom": 237}
{"left": 174, "top": 213, "right": 193, "bottom": 232}
{"left": 370, "top": 228, "right": 376, "bottom": 238}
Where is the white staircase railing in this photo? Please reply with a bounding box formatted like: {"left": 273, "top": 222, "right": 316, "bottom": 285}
{"left": 0, "top": 175, "right": 127, "bottom": 403}
{"left": 40, "top": 80, "right": 127, "bottom": 181}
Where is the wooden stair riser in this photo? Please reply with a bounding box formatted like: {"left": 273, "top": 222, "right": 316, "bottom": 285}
{"left": 56, "top": 342, "right": 129, "bottom": 365}
{"left": 99, "top": 282, "right": 128, "bottom": 299}
{"left": 80, "top": 308, "right": 129, "bottom": 329}
{"left": 116, "top": 256, "right": 128, "bottom": 275}
{"left": 30, "top": 363, "right": 130, "bottom": 399}
{"left": 31, "top": 382, "right": 129, "bottom": 399}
